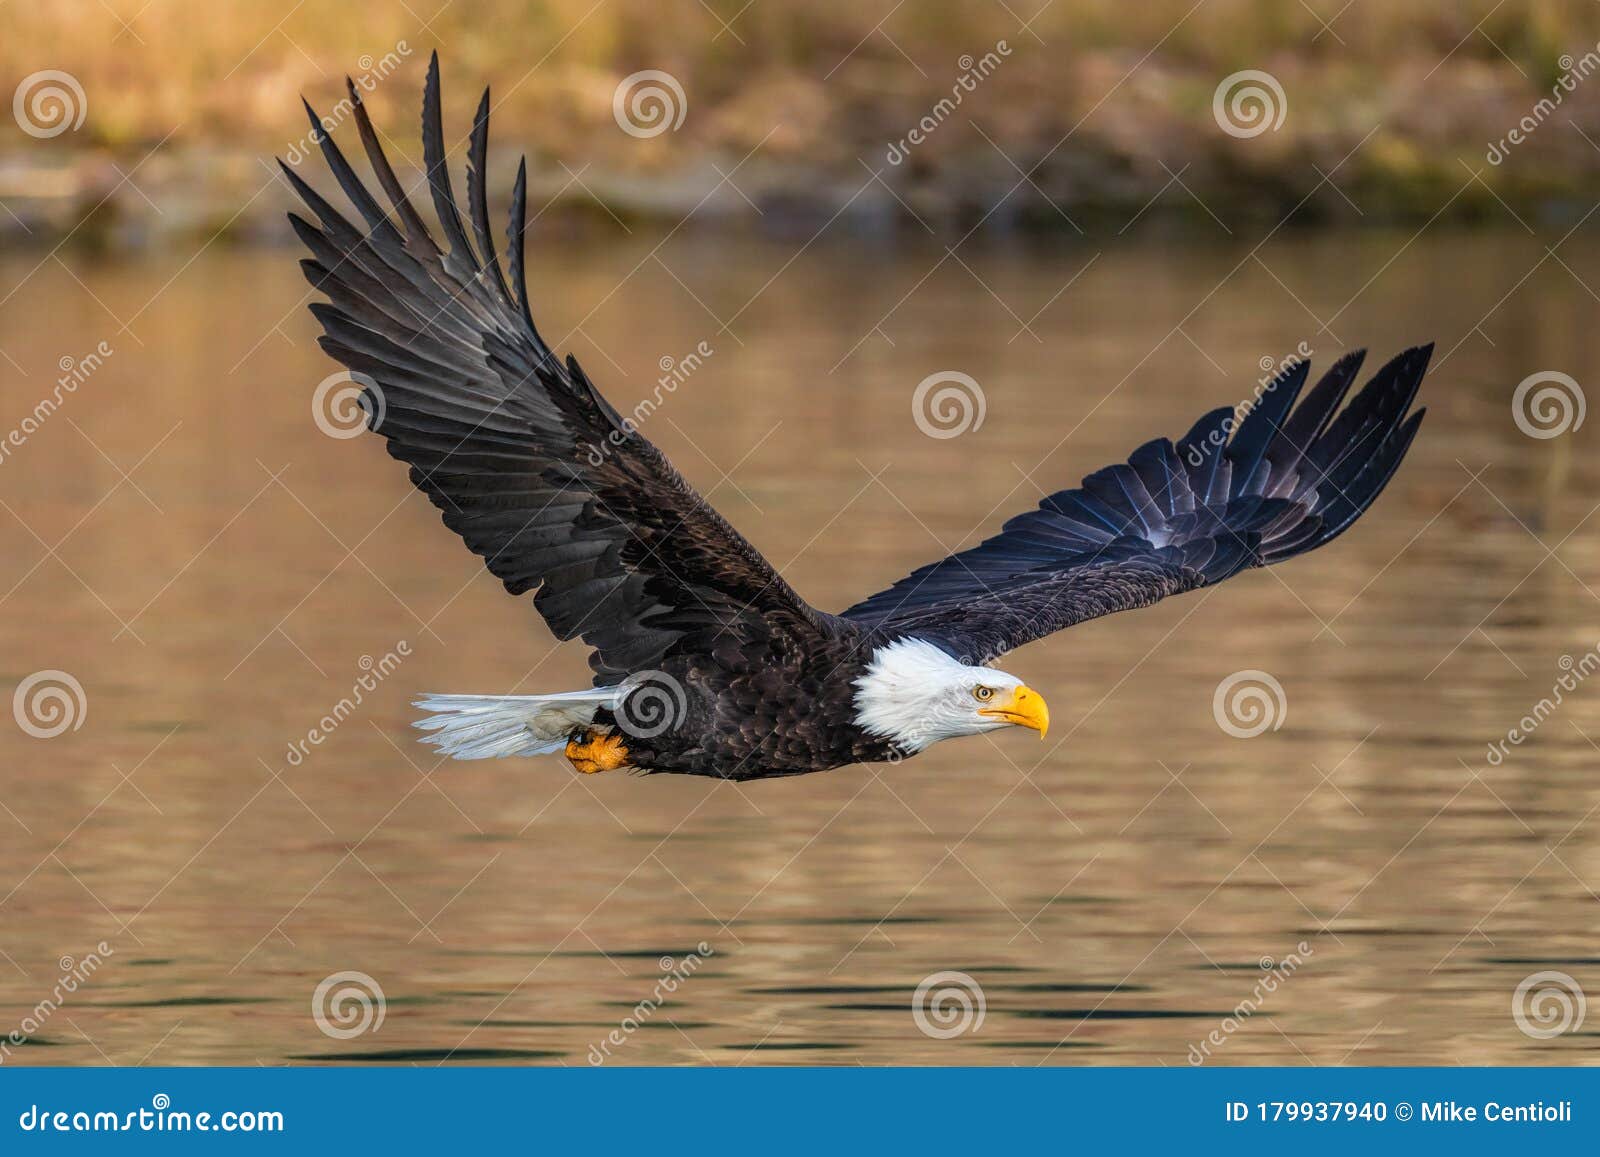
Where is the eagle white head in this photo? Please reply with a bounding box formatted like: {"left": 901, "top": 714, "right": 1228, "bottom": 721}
{"left": 852, "top": 637, "right": 1050, "bottom": 755}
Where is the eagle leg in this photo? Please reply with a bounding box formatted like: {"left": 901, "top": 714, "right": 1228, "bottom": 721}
{"left": 565, "top": 729, "right": 630, "bottom": 774}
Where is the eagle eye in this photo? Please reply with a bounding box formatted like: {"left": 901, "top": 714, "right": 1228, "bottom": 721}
{"left": 973, "top": 685, "right": 995, "bottom": 701}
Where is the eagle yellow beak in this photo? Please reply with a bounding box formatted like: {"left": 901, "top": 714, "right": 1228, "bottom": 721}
{"left": 978, "top": 684, "right": 1050, "bottom": 739}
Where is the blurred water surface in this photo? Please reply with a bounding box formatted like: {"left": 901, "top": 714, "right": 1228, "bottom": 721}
{"left": 2, "top": 225, "right": 1600, "bottom": 1065}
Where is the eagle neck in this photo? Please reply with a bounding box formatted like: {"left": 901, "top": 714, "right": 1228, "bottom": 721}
{"left": 851, "top": 636, "right": 968, "bottom": 753}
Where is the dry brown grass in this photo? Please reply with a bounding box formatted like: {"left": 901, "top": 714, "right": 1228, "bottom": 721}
{"left": 5, "top": 0, "right": 1600, "bottom": 233}
{"left": 3, "top": 0, "right": 1593, "bottom": 149}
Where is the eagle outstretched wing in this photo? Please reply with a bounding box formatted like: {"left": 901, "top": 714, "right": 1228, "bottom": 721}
{"left": 842, "top": 346, "right": 1430, "bottom": 663}
{"left": 287, "top": 55, "right": 828, "bottom": 682}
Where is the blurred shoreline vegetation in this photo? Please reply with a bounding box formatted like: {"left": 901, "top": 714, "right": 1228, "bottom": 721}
{"left": 5, "top": 0, "right": 1600, "bottom": 246}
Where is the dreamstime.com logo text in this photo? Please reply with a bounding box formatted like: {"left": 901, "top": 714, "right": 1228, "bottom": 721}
{"left": 587, "top": 943, "right": 713, "bottom": 1063}
{"left": 1188, "top": 942, "right": 1314, "bottom": 1063}
{"left": 0, "top": 341, "right": 114, "bottom": 469}
{"left": 284, "top": 42, "right": 413, "bottom": 166}
{"left": 885, "top": 42, "right": 1011, "bottom": 166}
{"left": 0, "top": 942, "right": 113, "bottom": 1064}
{"left": 1184, "top": 342, "right": 1311, "bottom": 468}
{"left": 1485, "top": 642, "right": 1600, "bottom": 766}
{"left": 285, "top": 642, "right": 410, "bottom": 766}
{"left": 17, "top": 1095, "right": 283, "bottom": 1134}
{"left": 1487, "top": 42, "right": 1600, "bottom": 164}
{"left": 584, "top": 341, "right": 713, "bottom": 465}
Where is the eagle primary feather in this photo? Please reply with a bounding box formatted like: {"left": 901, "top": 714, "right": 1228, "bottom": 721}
{"left": 288, "top": 56, "right": 1430, "bottom": 781}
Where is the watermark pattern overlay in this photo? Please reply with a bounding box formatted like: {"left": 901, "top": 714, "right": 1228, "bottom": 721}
{"left": 885, "top": 41, "right": 1011, "bottom": 165}
{"left": 312, "top": 971, "right": 386, "bottom": 1040}
{"left": 284, "top": 42, "right": 414, "bottom": 166}
{"left": 1212, "top": 70, "right": 1287, "bottom": 139}
{"left": 584, "top": 340, "right": 713, "bottom": 465}
{"left": 1485, "top": 643, "right": 1600, "bottom": 766}
{"left": 0, "top": 943, "right": 113, "bottom": 1064}
{"left": 911, "top": 970, "right": 986, "bottom": 1039}
{"left": 587, "top": 944, "right": 713, "bottom": 1063}
{"left": 612, "top": 70, "right": 687, "bottom": 138}
{"left": 0, "top": 342, "right": 113, "bottom": 469}
{"left": 1184, "top": 343, "right": 1312, "bottom": 467}
{"left": 8, "top": 12, "right": 1600, "bottom": 1077}
{"left": 1512, "top": 971, "right": 1585, "bottom": 1039}
{"left": 285, "top": 642, "right": 411, "bottom": 766}
{"left": 614, "top": 671, "right": 689, "bottom": 739}
{"left": 1511, "top": 370, "right": 1585, "bottom": 439}
{"left": 12, "top": 70, "right": 87, "bottom": 138}
{"left": 1487, "top": 41, "right": 1600, "bottom": 164}
{"left": 12, "top": 670, "right": 87, "bottom": 739}
{"left": 912, "top": 371, "right": 986, "bottom": 439}
{"left": 312, "top": 371, "right": 385, "bottom": 439}
{"left": 1211, "top": 670, "right": 1286, "bottom": 739}
{"left": 1188, "top": 943, "right": 1313, "bottom": 1064}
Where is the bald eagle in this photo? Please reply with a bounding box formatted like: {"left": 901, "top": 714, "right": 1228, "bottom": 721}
{"left": 285, "top": 57, "right": 1427, "bottom": 781}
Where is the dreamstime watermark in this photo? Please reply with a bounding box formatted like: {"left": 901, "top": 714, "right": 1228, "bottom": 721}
{"left": 587, "top": 943, "right": 713, "bottom": 1063}
{"left": 12, "top": 670, "right": 86, "bottom": 739}
{"left": 18, "top": 1096, "right": 284, "bottom": 1134}
{"left": 312, "top": 370, "right": 385, "bottom": 439}
{"left": 13, "top": 70, "right": 87, "bottom": 139}
{"left": 1511, "top": 370, "right": 1584, "bottom": 439}
{"left": 1187, "top": 942, "right": 1313, "bottom": 1064}
{"left": 912, "top": 970, "right": 986, "bottom": 1039}
{"left": 1512, "top": 970, "right": 1585, "bottom": 1039}
{"left": 0, "top": 942, "right": 113, "bottom": 1064}
{"left": 861, "top": 640, "right": 990, "bottom": 765}
{"left": 885, "top": 41, "right": 1012, "bottom": 166}
{"left": 614, "top": 670, "right": 689, "bottom": 739}
{"left": 0, "top": 341, "right": 114, "bottom": 469}
{"left": 284, "top": 42, "right": 414, "bottom": 166}
{"left": 1213, "top": 70, "right": 1287, "bottom": 138}
{"left": 1212, "top": 670, "right": 1286, "bottom": 738}
{"left": 1184, "top": 342, "right": 1312, "bottom": 467}
{"left": 1485, "top": 642, "right": 1600, "bottom": 766}
{"left": 882, "top": 726, "right": 933, "bottom": 765}
{"left": 285, "top": 642, "right": 410, "bottom": 766}
{"left": 1487, "top": 43, "right": 1600, "bottom": 165}
{"left": 613, "top": 70, "right": 687, "bottom": 138}
{"left": 312, "top": 970, "right": 386, "bottom": 1039}
{"left": 583, "top": 340, "right": 713, "bottom": 465}
{"left": 912, "top": 371, "right": 986, "bottom": 439}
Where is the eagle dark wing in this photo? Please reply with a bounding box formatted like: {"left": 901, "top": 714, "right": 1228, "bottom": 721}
{"left": 287, "top": 56, "right": 828, "bottom": 682}
{"left": 842, "top": 346, "right": 1429, "bottom": 663}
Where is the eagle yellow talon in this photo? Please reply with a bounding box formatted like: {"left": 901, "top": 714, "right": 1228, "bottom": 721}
{"left": 565, "top": 729, "right": 630, "bottom": 774}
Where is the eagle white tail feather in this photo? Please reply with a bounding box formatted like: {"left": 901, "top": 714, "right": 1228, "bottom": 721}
{"left": 412, "top": 689, "right": 623, "bottom": 760}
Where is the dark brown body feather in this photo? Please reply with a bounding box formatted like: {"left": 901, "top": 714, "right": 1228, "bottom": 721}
{"left": 604, "top": 634, "right": 900, "bottom": 780}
